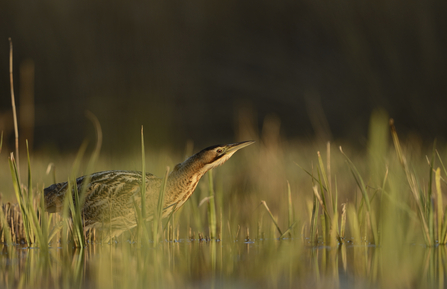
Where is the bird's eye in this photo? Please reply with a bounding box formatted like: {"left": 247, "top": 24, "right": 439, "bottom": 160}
{"left": 216, "top": 148, "right": 223, "bottom": 154}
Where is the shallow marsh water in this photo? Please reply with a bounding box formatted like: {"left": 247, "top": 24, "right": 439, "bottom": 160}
{"left": 0, "top": 238, "right": 445, "bottom": 289}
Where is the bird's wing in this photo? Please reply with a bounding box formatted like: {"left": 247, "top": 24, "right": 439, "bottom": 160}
{"left": 44, "top": 170, "right": 152, "bottom": 213}
{"left": 44, "top": 170, "right": 162, "bottom": 229}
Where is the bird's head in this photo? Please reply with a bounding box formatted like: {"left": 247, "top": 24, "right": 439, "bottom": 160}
{"left": 196, "top": 140, "right": 255, "bottom": 170}
{"left": 173, "top": 140, "right": 255, "bottom": 176}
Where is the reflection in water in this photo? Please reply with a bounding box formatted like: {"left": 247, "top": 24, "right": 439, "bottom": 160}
{"left": 0, "top": 240, "right": 445, "bottom": 288}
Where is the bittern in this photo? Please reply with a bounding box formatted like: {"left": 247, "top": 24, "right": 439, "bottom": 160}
{"left": 44, "top": 140, "right": 254, "bottom": 239}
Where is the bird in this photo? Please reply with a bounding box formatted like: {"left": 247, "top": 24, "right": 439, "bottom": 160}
{"left": 44, "top": 140, "right": 254, "bottom": 239}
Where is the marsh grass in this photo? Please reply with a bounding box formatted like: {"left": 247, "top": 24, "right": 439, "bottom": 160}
{"left": 1, "top": 111, "right": 447, "bottom": 288}
{"left": 133, "top": 126, "right": 149, "bottom": 245}
{"left": 389, "top": 120, "right": 447, "bottom": 247}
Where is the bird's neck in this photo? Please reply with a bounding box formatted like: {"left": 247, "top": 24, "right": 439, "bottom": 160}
{"left": 164, "top": 155, "right": 209, "bottom": 210}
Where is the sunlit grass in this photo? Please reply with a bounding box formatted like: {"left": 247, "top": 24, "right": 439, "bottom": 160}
{"left": 1, "top": 110, "right": 447, "bottom": 288}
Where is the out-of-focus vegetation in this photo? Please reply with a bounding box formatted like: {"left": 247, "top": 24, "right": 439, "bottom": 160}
{"left": 1, "top": 0, "right": 446, "bottom": 153}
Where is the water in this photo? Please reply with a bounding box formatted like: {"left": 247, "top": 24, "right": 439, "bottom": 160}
{"left": 0, "top": 238, "right": 445, "bottom": 289}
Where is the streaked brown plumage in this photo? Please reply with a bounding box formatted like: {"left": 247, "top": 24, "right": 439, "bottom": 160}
{"left": 44, "top": 141, "right": 254, "bottom": 239}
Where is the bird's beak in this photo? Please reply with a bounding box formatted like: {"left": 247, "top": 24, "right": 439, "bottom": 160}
{"left": 225, "top": 140, "right": 255, "bottom": 154}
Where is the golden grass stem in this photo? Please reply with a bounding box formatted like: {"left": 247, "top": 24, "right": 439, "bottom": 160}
{"left": 9, "top": 38, "right": 19, "bottom": 171}
{"left": 327, "top": 142, "right": 333, "bottom": 210}
{"left": 435, "top": 168, "right": 443, "bottom": 243}
{"left": 340, "top": 203, "right": 347, "bottom": 241}
{"left": 287, "top": 180, "right": 293, "bottom": 236}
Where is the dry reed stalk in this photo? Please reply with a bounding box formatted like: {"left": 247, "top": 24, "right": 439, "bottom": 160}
{"left": 9, "top": 38, "right": 19, "bottom": 171}
{"left": 0, "top": 201, "right": 47, "bottom": 244}
{"left": 10, "top": 205, "right": 15, "bottom": 242}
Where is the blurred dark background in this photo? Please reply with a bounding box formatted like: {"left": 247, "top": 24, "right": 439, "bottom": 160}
{"left": 1, "top": 0, "right": 446, "bottom": 153}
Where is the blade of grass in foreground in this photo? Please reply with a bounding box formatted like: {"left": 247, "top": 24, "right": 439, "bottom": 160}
{"left": 435, "top": 168, "right": 444, "bottom": 243}
{"left": 339, "top": 146, "right": 378, "bottom": 245}
{"left": 339, "top": 203, "right": 347, "bottom": 242}
{"left": 136, "top": 125, "right": 150, "bottom": 245}
{"left": 69, "top": 183, "right": 85, "bottom": 247}
{"left": 287, "top": 181, "right": 294, "bottom": 237}
{"left": 208, "top": 171, "right": 218, "bottom": 278}
{"left": 317, "top": 151, "right": 331, "bottom": 213}
{"left": 296, "top": 160, "right": 332, "bottom": 243}
{"left": 9, "top": 153, "right": 33, "bottom": 245}
{"left": 25, "top": 141, "right": 48, "bottom": 251}
{"left": 261, "top": 200, "right": 283, "bottom": 237}
{"left": 436, "top": 150, "right": 447, "bottom": 180}
{"left": 310, "top": 194, "right": 319, "bottom": 244}
{"left": 437, "top": 153, "right": 447, "bottom": 243}
{"left": 63, "top": 141, "right": 88, "bottom": 247}
{"left": 295, "top": 162, "right": 328, "bottom": 192}
{"left": 60, "top": 114, "right": 103, "bottom": 246}
{"left": 153, "top": 166, "right": 169, "bottom": 246}
{"left": 208, "top": 169, "right": 217, "bottom": 239}
{"left": 427, "top": 142, "right": 437, "bottom": 243}
{"left": 390, "top": 119, "right": 432, "bottom": 246}
{"left": 6, "top": 142, "right": 48, "bottom": 250}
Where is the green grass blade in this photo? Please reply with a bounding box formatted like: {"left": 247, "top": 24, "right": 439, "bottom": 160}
{"left": 436, "top": 150, "right": 447, "bottom": 181}
{"left": 347, "top": 204, "right": 361, "bottom": 244}
{"left": 208, "top": 169, "right": 217, "bottom": 239}
{"left": 390, "top": 120, "right": 431, "bottom": 245}
{"left": 312, "top": 185, "right": 331, "bottom": 223}
{"left": 261, "top": 201, "right": 283, "bottom": 237}
{"left": 69, "top": 183, "right": 85, "bottom": 247}
{"left": 339, "top": 147, "right": 371, "bottom": 212}
{"left": 280, "top": 221, "right": 297, "bottom": 239}
{"left": 317, "top": 151, "right": 331, "bottom": 209}
{"left": 163, "top": 202, "right": 179, "bottom": 233}
{"left": 339, "top": 146, "right": 378, "bottom": 244}
{"left": 428, "top": 141, "right": 436, "bottom": 206}
{"left": 311, "top": 196, "right": 319, "bottom": 244}
{"left": 65, "top": 141, "right": 90, "bottom": 246}
{"left": 135, "top": 126, "right": 151, "bottom": 244}
{"left": 8, "top": 154, "right": 33, "bottom": 245}
{"left": 436, "top": 168, "right": 443, "bottom": 243}
{"left": 153, "top": 166, "right": 169, "bottom": 246}
{"left": 77, "top": 112, "right": 103, "bottom": 211}
{"left": 25, "top": 141, "right": 50, "bottom": 250}
{"left": 295, "top": 162, "right": 329, "bottom": 192}
{"left": 330, "top": 177, "right": 339, "bottom": 245}
{"left": 140, "top": 126, "right": 146, "bottom": 226}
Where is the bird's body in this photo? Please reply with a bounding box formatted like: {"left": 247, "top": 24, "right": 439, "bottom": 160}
{"left": 44, "top": 141, "right": 254, "bottom": 239}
